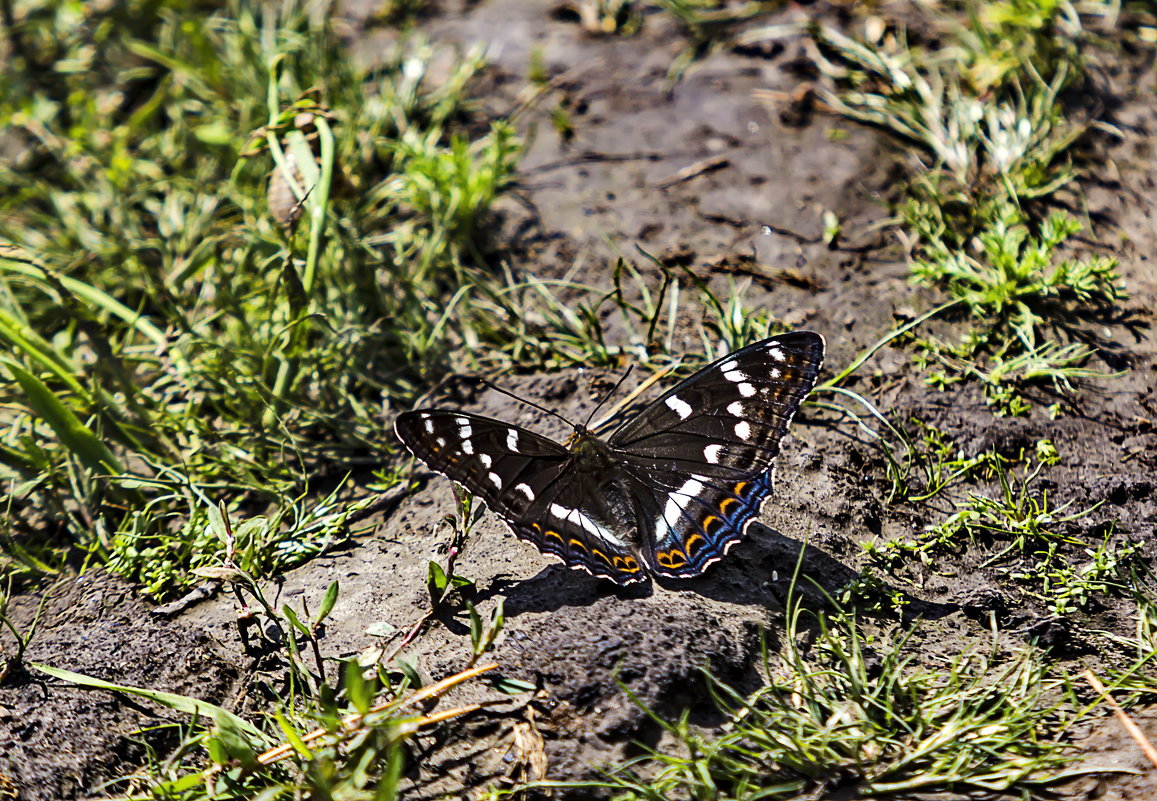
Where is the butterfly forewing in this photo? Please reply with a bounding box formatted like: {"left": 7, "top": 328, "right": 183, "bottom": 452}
{"left": 609, "top": 332, "right": 824, "bottom": 465}
{"left": 394, "top": 411, "right": 647, "bottom": 584}
{"left": 394, "top": 331, "right": 825, "bottom": 584}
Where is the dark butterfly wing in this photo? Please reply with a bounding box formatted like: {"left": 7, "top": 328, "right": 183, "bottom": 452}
{"left": 394, "top": 410, "right": 646, "bottom": 584}
{"left": 607, "top": 331, "right": 825, "bottom": 578}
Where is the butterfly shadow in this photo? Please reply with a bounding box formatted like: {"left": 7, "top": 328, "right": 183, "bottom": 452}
{"left": 474, "top": 524, "right": 956, "bottom": 623}
{"left": 654, "top": 523, "right": 959, "bottom": 622}
{"left": 476, "top": 565, "right": 653, "bottom": 617}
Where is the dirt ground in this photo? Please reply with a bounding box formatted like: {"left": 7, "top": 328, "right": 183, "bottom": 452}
{"left": 2, "top": 1, "right": 1157, "bottom": 799}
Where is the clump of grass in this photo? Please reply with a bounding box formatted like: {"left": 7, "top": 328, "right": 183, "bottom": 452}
{"left": 910, "top": 205, "right": 1125, "bottom": 331}
{"left": 805, "top": 3, "right": 1091, "bottom": 203}
{"left": 536, "top": 591, "right": 1098, "bottom": 799}
{"left": 875, "top": 418, "right": 1011, "bottom": 505}
{"left": 0, "top": 1, "right": 533, "bottom": 594}
{"left": 1103, "top": 572, "right": 1157, "bottom": 694}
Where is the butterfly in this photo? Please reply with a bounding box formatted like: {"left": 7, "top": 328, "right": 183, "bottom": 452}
{"left": 394, "top": 331, "right": 825, "bottom": 585}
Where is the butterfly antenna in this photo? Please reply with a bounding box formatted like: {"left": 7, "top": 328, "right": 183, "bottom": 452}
{"left": 588, "top": 361, "right": 681, "bottom": 431}
{"left": 583, "top": 365, "right": 634, "bottom": 430}
{"left": 474, "top": 378, "right": 578, "bottom": 429}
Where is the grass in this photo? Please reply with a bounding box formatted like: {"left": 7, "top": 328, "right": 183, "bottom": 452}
{"left": 866, "top": 430, "right": 1141, "bottom": 618}
{"left": 528, "top": 577, "right": 1106, "bottom": 800}
{"left": 907, "top": 202, "right": 1126, "bottom": 415}
{"left": 0, "top": 0, "right": 1151, "bottom": 799}
{"left": 0, "top": 0, "right": 523, "bottom": 591}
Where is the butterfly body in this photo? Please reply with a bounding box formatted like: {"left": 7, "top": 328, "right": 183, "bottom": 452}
{"left": 395, "top": 331, "right": 825, "bottom": 585}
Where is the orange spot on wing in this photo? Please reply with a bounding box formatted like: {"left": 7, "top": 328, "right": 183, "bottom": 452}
{"left": 544, "top": 530, "right": 563, "bottom": 542}
{"left": 613, "top": 555, "right": 641, "bottom": 572}
{"left": 656, "top": 549, "right": 687, "bottom": 569}
{"left": 719, "top": 497, "right": 739, "bottom": 514}
{"left": 702, "top": 514, "right": 722, "bottom": 534}
{"left": 568, "top": 538, "right": 589, "bottom": 552}
{"left": 684, "top": 533, "right": 705, "bottom": 557}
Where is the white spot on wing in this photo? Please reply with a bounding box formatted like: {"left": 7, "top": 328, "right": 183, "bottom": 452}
{"left": 769, "top": 367, "right": 782, "bottom": 379}
{"left": 515, "top": 483, "right": 535, "bottom": 501}
{"left": 737, "top": 382, "right": 756, "bottom": 397}
{"left": 661, "top": 476, "right": 708, "bottom": 531}
{"left": 767, "top": 346, "right": 785, "bottom": 361}
{"left": 704, "top": 444, "right": 723, "bottom": 464}
{"left": 488, "top": 472, "right": 502, "bottom": 488}
{"left": 462, "top": 439, "right": 474, "bottom": 455}
{"left": 436, "top": 437, "right": 446, "bottom": 448}
{"left": 479, "top": 453, "right": 491, "bottom": 468}
{"left": 735, "top": 421, "right": 752, "bottom": 440}
{"left": 548, "top": 502, "right": 624, "bottom": 546}
{"left": 665, "top": 395, "right": 693, "bottom": 420}
{"left": 723, "top": 366, "right": 748, "bottom": 383}
{"left": 423, "top": 417, "right": 434, "bottom": 434}
{"left": 456, "top": 418, "right": 473, "bottom": 439}
{"left": 507, "top": 429, "right": 520, "bottom": 452}
{"left": 727, "top": 401, "right": 744, "bottom": 417}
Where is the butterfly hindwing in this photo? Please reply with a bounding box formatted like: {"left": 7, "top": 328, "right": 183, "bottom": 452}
{"left": 620, "top": 465, "right": 775, "bottom": 578}
{"left": 394, "top": 411, "right": 646, "bottom": 584}
{"left": 508, "top": 461, "right": 647, "bottom": 584}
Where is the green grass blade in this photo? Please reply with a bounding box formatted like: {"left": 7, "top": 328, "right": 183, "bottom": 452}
{"left": 3, "top": 360, "right": 124, "bottom": 476}
{"left": 0, "top": 257, "right": 171, "bottom": 351}
{"left": 30, "top": 662, "right": 268, "bottom": 743}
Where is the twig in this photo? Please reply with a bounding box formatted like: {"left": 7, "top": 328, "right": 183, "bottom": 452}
{"left": 345, "top": 482, "right": 418, "bottom": 526}
{"left": 1084, "top": 669, "right": 1157, "bottom": 770}
{"left": 588, "top": 363, "right": 679, "bottom": 431}
{"left": 381, "top": 610, "right": 433, "bottom": 666}
{"left": 656, "top": 155, "right": 729, "bottom": 189}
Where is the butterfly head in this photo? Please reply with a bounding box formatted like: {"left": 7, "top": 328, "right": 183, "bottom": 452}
{"left": 564, "top": 425, "right": 614, "bottom": 462}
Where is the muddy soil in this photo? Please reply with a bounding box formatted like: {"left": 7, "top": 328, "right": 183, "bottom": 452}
{"left": 2, "top": 2, "right": 1156, "bottom": 799}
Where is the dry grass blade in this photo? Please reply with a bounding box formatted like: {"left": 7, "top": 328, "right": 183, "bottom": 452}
{"left": 256, "top": 663, "right": 498, "bottom": 765}
{"left": 1084, "top": 669, "right": 1157, "bottom": 770}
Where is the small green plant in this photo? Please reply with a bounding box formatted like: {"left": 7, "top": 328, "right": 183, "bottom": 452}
{"left": 911, "top": 206, "right": 1125, "bottom": 335}
{"left": 1103, "top": 574, "right": 1157, "bottom": 694}
{"left": 803, "top": 4, "right": 1087, "bottom": 200}
{"left": 1009, "top": 525, "right": 1141, "bottom": 617}
{"left": 0, "top": 577, "right": 48, "bottom": 683}
{"left": 37, "top": 650, "right": 501, "bottom": 800}
{"left": 871, "top": 437, "right": 1139, "bottom": 617}
{"left": 61, "top": 532, "right": 525, "bottom": 799}
{"left": 920, "top": 335, "right": 1125, "bottom": 417}
{"left": 874, "top": 419, "right": 1009, "bottom": 505}
{"left": 906, "top": 204, "right": 1126, "bottom": 412}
